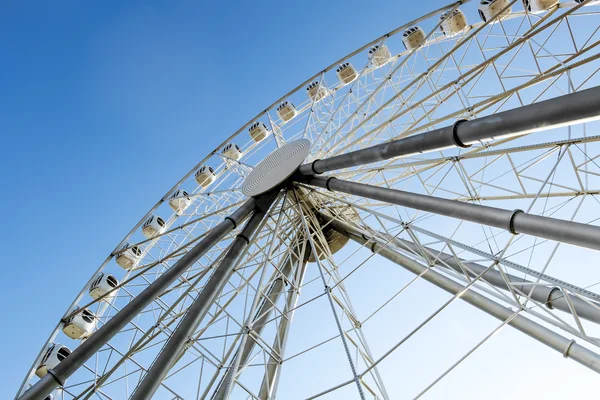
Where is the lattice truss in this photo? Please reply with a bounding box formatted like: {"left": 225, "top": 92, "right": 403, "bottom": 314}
{"left": 17, "top": 1, "right": 600, "bottom": 399}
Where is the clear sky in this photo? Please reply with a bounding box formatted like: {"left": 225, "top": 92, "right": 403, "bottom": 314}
{"left": 2, "top": 1, "right": 600, "bottom": 399}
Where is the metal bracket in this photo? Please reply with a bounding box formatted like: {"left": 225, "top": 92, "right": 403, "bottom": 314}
{"left": 508, "top": 209, "right": 524, "bottom": 235}
{"left": 451, "top": 119, "right": 471, "bottom": 148}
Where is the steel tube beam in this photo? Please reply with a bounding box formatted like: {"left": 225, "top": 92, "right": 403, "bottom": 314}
{"left": 18, "top": 198, "right": 257, "bottom": 400}
{"left": 300, "top": 176, "right": 600, "bottom": 251}
{"left": 298, "top": 86, "right": 600, "bottom": 176}
{"left": 212, "top": 248, "right": 306, "bottom": 399}
{"left": 130, "top": 192, "right": 278, "bottom": 400}
{"left": 328, "top": 217, "right": 600, "bottom": 374}
{"left": 259, "top": 258, "right": 309, "bottom": 400}
{"left": 379, "top": 232, "right": 600, "bottom": 324}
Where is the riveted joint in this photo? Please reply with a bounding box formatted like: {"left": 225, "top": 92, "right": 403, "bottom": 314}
{"left": 370, "top": 241, "right": 377, "bottom": 253}
{"left": 310, "top": 159, "right": 322, "bottom": 175}
{"left": 47, "top": 369, "right": 65, "bottom": 387}
{"left": 237, "top": 234, "right": 250, "bottom": 245}
{"left": 325, "top": 177, "right": 337, "bottom": 191}
{"left": 545, "top": 287, "right": 561, "bottom": 310}
{"left": 563, "top": 339, "right": 576, "bottom": 358}
{"left": 508, "top": 209, "right": 524, "bottom": 235}
{"left": 451, "top": 119, "right": 470, "bottom": 148}
{"left": 225, "top": 216, "right": 237, "bottom": 229}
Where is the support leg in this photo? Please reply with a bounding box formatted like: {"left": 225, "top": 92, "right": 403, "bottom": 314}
{"left": 18, "top": 199, "right": 258, "bottom": 400}
{"left": 328, "top": 216, "right": 600, "bottom": 374}
{"left": 129, "top": 192, "right": 279, "bottom": 400}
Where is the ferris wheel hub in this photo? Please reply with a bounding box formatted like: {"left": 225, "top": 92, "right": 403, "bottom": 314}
{"left": 242, "top": 139, "right": 311, "bottom": 197}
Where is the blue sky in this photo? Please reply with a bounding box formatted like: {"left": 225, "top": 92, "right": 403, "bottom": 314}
{"left": 3, "top": 1, "right": 600, "bottom": 399}
{"left": 0, "top": 1, "right": 452, "bottom": 396}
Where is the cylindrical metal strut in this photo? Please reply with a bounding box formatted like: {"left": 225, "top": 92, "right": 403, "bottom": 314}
{"left": 298, "top": 85, "right": 600, "bottom": 175}
{"left": 18, "top": 198, "right": 258, "bottom": 400}
{"left": 211, "top": 241, "right": 309, "bottom": 400}
{"left": 374, "top": 230, "right": 600, "bottom": 324}
{"left": 300, "top": 176, "right": 600, "bottom": 251}
{"left": 259, "top": 259, "right": 309, "bottom": 400}
{"left": 327, "top": 216, "right": 600, "bottom": 374}
{"left": 130, "top": 191, "right": 278, "bottom": 400}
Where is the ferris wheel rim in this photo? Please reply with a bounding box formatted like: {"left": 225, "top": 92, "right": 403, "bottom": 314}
{"left": 17, "top": 0, "right": 600, "bottom": 398}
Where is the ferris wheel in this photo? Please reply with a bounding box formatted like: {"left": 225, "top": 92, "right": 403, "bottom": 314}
{"left": 16, "top": 0, "right": 600, "bottom": 398}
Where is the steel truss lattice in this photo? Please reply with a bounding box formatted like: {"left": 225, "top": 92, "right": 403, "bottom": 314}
{"left": 17, "top": 1, "right": 600, "bottom": 399}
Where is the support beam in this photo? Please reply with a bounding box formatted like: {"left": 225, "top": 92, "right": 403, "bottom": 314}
{"left": 298, "top": 86, "right": 600, "bottom": 176}
{"left": 328, "top": 217, "right": 600, "bottom": 374}
{"left": 259, "top": 255, "right": 309, "bottom": 400}
{"left": 129, "top": 191, "right": 278, "bottom": 400}
{"left": 300, "top": 176, "right": 600, "bottom": 251}
{"left": 211, "top": 244, "right": 308, "bottom": 399}
{"left": 375, "top": 230, "right": 600, "bottom": 324}
{"left": 18, "top": 198, "right": 258, "bottom": 400}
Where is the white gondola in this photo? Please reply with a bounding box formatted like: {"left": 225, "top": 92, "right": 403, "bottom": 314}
{"left": 440, "top": 9, "right": 468, "bottom": 36}
{"left": 195, "top": 165, "right": 216, "bottom": 188}
{"left": 169, "top": 189, "right": 192, "bottom": 214}
{"left": 36, "top": 344, "right": 71, "bottom": 378}
{"left": 522, "top": 0, "right": 558, "bottom": 12}
{"left": 62, "top": 307, "right": 96, "bottom": 339}
{"left": 222, "top": 143, "right": 243, "bottom": 161}
{"left": 402, "top": 27, "right": 426, "bottom": 50}
{"left": 249, "top": 122, "right": 270, "bottom": 143}
{"left": 89, "top": 273, "right": 119, "bottom": 301}
{"left": 142, "top": 215, "right": 166, "bottom": 239}
{"left": 276, "top": 101, "right": 297, "bottom": 122}
{"left": 368, "top": 45, "right": 392, "bottom": 68}
{"left": 115, "top": 242, "right": 141, "bottom": 270}
{"left": 336, "top": 62, "right": 358, "bottom": 85}
{"left": 306, "top": 81, "right": 331, "bottom": 102}
{"left": 478, "top": 0, "right": 512, "bottom": 22}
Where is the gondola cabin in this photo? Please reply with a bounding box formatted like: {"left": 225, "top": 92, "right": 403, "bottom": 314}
{"left": 306, "top": 81, "right": 331, "bottom": 102}
{"left": 169, "top": 190, "right": 192, "bottom": 214}
{"left": 89, "top": 273, "right": 119, "bottom": 301}
{"left": 522, "top": 0, "right": 558, "bottom": 12}
{"left": 36, "top": 344, "right": 71, "bottom": 378}
{"left": 222, "top": 143, "right": 243, "bottom": 161}
{"left": 195, "top": 166, "right": 216, "bottom": 188}
{"left": 142, "top": 215, "right": 166, "bottom": 239}
{"left": 115, "top": 243, "right": 141, "bottom": 270}
{"left": 249, "top": 122, "right": 270, "bottom": 143}
{"left": 336, "top": 63, "right": 358, "bottom": 85}
{"left": 478, "top": 0, "right": 512, "bottom": 22}
{"left": 277, "top": 101, "right": 297, "bottom": 122}
{"left": 402, "top": 27, "right": 426, "bottom": 50}
{"left": 440, "top": 9, "right": 468, "bottom": 36}
{"left": 368, "top": 45, "right": 392, "bottom": 68}
{"left": 62, "top": 308, "right": 96, "bottom": 339}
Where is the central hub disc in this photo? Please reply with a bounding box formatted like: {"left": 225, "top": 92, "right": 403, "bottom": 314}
{"left": 242, "top": 139, "right": 311, "bottom": 197}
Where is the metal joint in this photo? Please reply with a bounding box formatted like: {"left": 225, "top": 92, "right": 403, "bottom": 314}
{"left": 545, "top": 287, "right": 561, "bottom": 310}
{"left": 370, "top": 242, "right": 377, "bottom": 253}
{"left": 325, "top": 177, "right": 337, "bottom": 191}
{"left": 237, "top": 234, "right": 250, "bottom": 244}
{"left": 311, "top": 159, "right": 322, "bottom": 175}
{"left": 563, "top": 339, "right": 576, "bottom": 358}
{"left": 225, "top": 216, "right": 237, "bottom": 229}
{"left": 508, "top": 209, "right": 524, "bottom": 235}
{"left": 47, "top": 369, "right": 65, "bottom": 387}
{"left": 451, "top": 119, "right": 470, "bottom": 148}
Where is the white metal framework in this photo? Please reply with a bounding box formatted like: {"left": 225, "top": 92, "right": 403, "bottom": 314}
{"left": 17, "top": 0, "right": 600, "bottom": 398}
